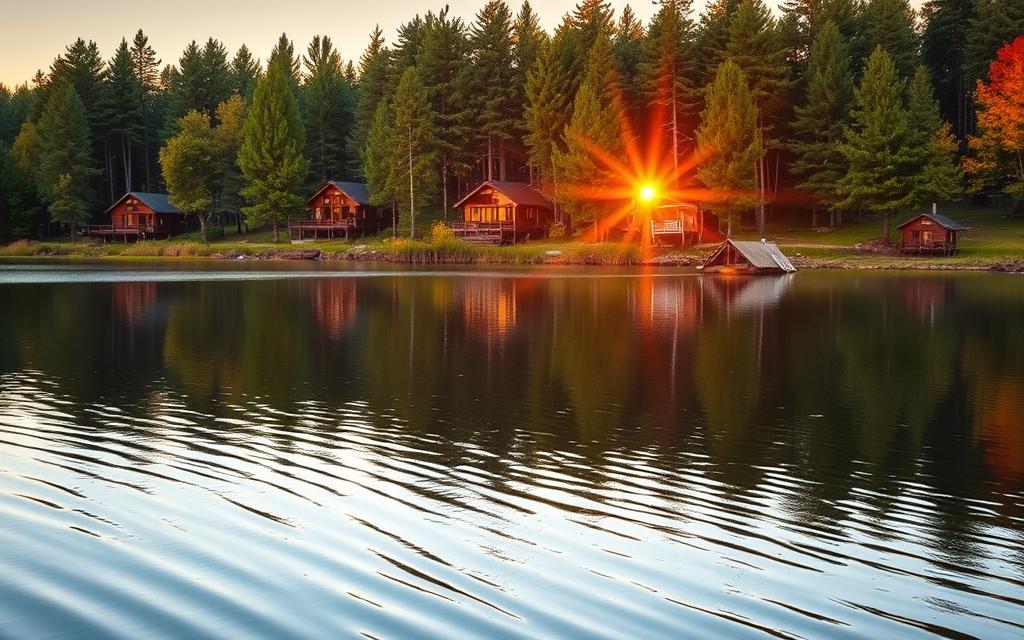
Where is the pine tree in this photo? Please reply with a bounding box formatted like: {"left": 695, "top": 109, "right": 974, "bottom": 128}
{"left": 781, "top": 0, "right": 862, "bottom": 63}
{"left": 365, "top": 101, "right": 398, "bottom": 230}
{"left": 0, "top": 144, "right": 46, "bottom": 241}
{"left": 268, "top": 34, "right": 301, "bottom": 86}
{"left": 860, "top": 0, "right": 920, "bottom": 79}
{"left": 725, "top": 0, "right": 790, "bottom": 232}
{"left": 238, "top": 63, "right": 308, "bottom": 242}
{"left": 612, "top": 4, "right": 646, "bottom": 116}
{"left": 640, "top": 0, "right": 696, "bottom": 181}
{"left": 393, "top": 15, "right": 427, "bottom": 78}
{"left": 389, "top": 67, "right": 438, "bottom": 238}
{"left": 167, "top": 39, "right": 232, "bottom": 125}
{"left": 48, "top": 173, "right": 88, "bottom": 240}
{"left": 513, "top": 2, "right": 547, "bottom": 138}
{"left": 837, "top": 47, "right": 915, "bottom": 240}
{"left": 130, "top": 30, "right": 161, "bottom": 191}
{"left": 569, "top": 0, "right": 615, "bottom": 54}
{"left": 466, "top": 0, "right": 518, "bottom": 181}
{"left": 905, "top": 65, "right": 963, "bottom": 205}
{"left": 695, "top": 59, "right": 764, "bottom": 235}
{"left": 303, "top": 36, "right": 354, "bottom": 184}
{"left": 159, "top": 110, "right": 219, "bottom": 242}
{"left": 694, "top": 0, "right": 741, "bottom": 87}
{"left": 921, "top": 0, "right": 974, "bottom": 138}
{"left": 418, "top": 7, "right": 473, "bottom": 216}
{"left": 36, "top": 81, "right": 98, "bottom": 238}
{"left": 349, "top": 27, "right": 392, "bottom": 175}
{"left": 964, "top": 0, "right": 1024, "bottom": 89}
{"left": 524, "top": 35, "right": 572, "bottom": 205}
{"left": 790, "top": 21, "right": 854, "bottom": 225}
{"left": 101, "top": 39, "right": 144, "bottom": 194}
{"left": 553, "top": 30, "right": 626, "bottom": 230}
{"left": 231, "top": 45, "right": 262, "bottom": 99}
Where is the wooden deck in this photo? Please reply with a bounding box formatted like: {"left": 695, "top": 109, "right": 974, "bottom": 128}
{"left": 449, "top": 222, "right": 517, "bottom": 245}
{"left": 87, "top": 225, "right": 154, "bottom": 241}
{"left": 900, "top": 242, "right": 958, "bottom": 256}
{"left": 288, "top": 218, "right": 358, "bottom": 240}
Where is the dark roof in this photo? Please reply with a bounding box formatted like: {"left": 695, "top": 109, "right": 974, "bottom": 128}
{"left": 105, "top": 192, "right": 182, "bottom": 215}
{"left": 307, "top": 181, "right": 373, "bottom": 206}
{"left": 703, "top": 239, "right": 797, "bottom": 273}
{"left": 897, "top": 212, "right": 969, "bottom": 231}
{"left": 452, "top": 181, "right": 552, "bottom": 209}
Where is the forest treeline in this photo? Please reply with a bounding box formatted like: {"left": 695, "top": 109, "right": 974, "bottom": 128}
{"left": 1, "top": 0, "right": 1023, "bottom": 242}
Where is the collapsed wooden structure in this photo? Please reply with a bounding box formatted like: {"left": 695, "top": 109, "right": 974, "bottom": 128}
{"left": 88, "top": 192, "right": 187, "bottom": 241}
{"left": 292, "top": 181, "right": 386, "bottom": 240}
{"left": 898, "top": 209, "right": 968, "bottom": 255}
{"left": 700, "top": 239, "right": 797, "bottom": 274}
{"left": 450, "top": 181, "right": 553, "bottom": 244}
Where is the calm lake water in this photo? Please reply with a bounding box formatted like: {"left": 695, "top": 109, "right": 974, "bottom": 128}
{"left": 0, "top": 262, "right": 1022, "bottom": 639}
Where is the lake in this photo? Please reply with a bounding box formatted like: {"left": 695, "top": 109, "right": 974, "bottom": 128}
{"left": 0, "top": 262, "right": 1021, "bottom": 639}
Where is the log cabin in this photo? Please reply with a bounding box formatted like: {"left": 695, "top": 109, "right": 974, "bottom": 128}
{"left": 898, "top": 209, "right": 968, "bottom": 255}
{"left": 292, "top": 181, "right": 386, "bottom": 240}
{"left": 88, "top": 192, "right": 186, "bottom": 241}
{"left": 699, "top": 239, "right": 797, "bottom": 274}
{"left": 450, "top": 181, "right": 553, "bottom": 244}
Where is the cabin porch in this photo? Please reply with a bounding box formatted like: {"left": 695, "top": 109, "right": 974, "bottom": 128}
{"left": 288, "top": 218, "right": 361, "bottom": 240}
{"left": 87, "top": 224, "right": 156, "bottom": 242}
{"left": 448, "top": 221, "right": 517, "bottom": 245}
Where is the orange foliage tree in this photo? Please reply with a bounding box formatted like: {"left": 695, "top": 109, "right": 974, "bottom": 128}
{"left": 965, "top": 36, "right": 1024, "bottom": 200}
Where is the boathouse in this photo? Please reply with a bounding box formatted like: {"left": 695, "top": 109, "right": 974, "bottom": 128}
{"left": 88, "top": 192, "right": 186, "bottom": 241}
{"left": 450, "top": 181, "right": 553, "bottom": 244}
{"left": 292, "top": 181, "right": 385, "bottom": 240}
{"left": 897, "top": 208, "right": 967, "bottom": 255}
{"left": 700, "top": 239, "right": 797, "bottom": 274}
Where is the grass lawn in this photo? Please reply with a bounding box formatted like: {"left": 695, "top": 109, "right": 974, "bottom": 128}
{"left": 731, "top": 201, "right": 1024, "bottom": 256}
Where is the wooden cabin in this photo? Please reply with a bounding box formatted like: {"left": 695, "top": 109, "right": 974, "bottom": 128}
{"left": 699, "top": 239, "right": 797, "bottom": 274}
{"left": 292, "top": 181, "right": 385, "bottom": 240}
{"left": 88, "top": 192, "right": 186, "bottom": 241}
{"left": 898, "top": 209, "right": 968, "bottom": 255}
{"left": 450, "top": 181, "right": 553, "bottom": 244}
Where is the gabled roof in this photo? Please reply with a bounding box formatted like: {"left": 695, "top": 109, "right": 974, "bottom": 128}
{"left": 452, "top": 181, "right": 553, "bottom": 209}
{"left": 307, "top": 181, "right": 372, "bottom": 206}
{"left": 105, "top": 192, "right": 183, "bottom": 215}
{"left": 897, "top": 212, "right": 969, "bottom": 231}
{"left": 703, "top": 239, "right": 797, "bottom": 273}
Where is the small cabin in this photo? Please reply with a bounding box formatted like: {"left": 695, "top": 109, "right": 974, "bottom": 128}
{"left": 450, "top": 181, "right": 553, "bottom": 244}
{"left": 898, "top": 210, "right": 968, "bottom": 255}
{"left": 292, "top": 181, "right": 386, "bottom": 240}
{"left": 88, "top": 192, "right": 186, "bottom": 241}
{"left": 700, "top": 239, "right": 797, "bottom": 274}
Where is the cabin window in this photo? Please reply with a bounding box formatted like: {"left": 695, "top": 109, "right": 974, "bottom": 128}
{"left": 323, "top": 197, "right": 330, "bottom": 205}
{"left": 911, "top": 230, "right": 921, "bottom": 242}
{"left": 922, "top": 231, "right": 933, "bottom": 244}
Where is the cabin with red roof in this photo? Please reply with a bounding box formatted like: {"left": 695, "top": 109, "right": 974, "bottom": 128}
{"left": 450, "top": 181, "right": 553, "bottom": 244}
{"left": 291, "top": 181, "right": 386, "bottom": 240}
{"left": 898, "top": 209, "right": 968, "bottom": 255}
{"left": 88, "top": 192, "right": 187, "bottom": 241}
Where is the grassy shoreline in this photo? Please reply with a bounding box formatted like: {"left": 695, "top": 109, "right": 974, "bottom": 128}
{"left": 3, "top": 203, "right": 1022, "bottom": 271}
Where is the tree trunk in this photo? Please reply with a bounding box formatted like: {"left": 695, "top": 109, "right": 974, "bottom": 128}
{"left": 486, "top": 135, "right": 493, "bottom": 181}
{"left": 499, "top": 142, "right": 506, "bottom": 181}
{"left": 273, "top": 219, "right": 280, "bottom": 243}
{"left": 883, "top": 212, "right": 890, "bottom": 243}
{"left": 811, "top": 205, "right": 817, "bottom": 230}
{"left": 408, "top": 129, "right": 415, "bottom": 240}
{"left": 200, "top": 214, "right": 209, "bottom": 243}
{"left": 442, "top": 163, "right": 448, "bottom": 221}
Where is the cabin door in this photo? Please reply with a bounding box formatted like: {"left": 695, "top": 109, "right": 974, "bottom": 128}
{"left": 921, "top": 230, "right": 933, "bottom": 246}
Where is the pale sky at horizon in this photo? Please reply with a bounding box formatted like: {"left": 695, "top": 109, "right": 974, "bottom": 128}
{"left": 0, "top": 0, "right": 925, "bottom": 88}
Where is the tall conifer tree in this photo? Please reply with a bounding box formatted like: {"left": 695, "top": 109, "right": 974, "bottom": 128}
{"left": 837, "top": 47, "right": 915, "bottom": 240}
{"left": 389, "top": 68, "right": 438, "bottom": 237}
{"left": 238, "top": 63, "right": 308, "bottom": 241}
{"left": 695, "top": 59, "right": 763, "bottom": 236}
{"left": 790, "top": 21, "right": 854, "bottom": 226}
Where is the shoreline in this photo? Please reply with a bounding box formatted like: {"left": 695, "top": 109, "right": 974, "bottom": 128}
{"left": 2, "top": 240, "right": 1023, "bottom": 272}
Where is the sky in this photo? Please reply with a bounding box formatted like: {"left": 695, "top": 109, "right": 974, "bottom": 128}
{"left": 0, "top": 0, "right": 925, "bottom": 88}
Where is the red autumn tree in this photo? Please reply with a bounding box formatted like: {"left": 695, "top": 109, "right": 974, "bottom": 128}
{"left": 965, "top": 36, "right": 1024, "bottom": 201}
